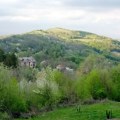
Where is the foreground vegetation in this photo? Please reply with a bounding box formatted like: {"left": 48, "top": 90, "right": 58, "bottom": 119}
{"left": 0, "top": 54, "right": 120, "bottom": 119}
{"left": 17, "top": 101, "right": 120, "bottom": 120}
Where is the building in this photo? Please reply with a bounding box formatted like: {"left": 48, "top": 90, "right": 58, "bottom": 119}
{"left": 56, "top": 64, "right": 66, "bottom": 72}
{"left": 19, "top": 57, "right": 36, "bottom": 68}
{"left": 56, "top": 64, "right": 73, "bottom": 73}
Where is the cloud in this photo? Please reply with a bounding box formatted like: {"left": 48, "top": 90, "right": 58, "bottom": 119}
{"left": 0, "top": 0, "right": 120, "bottom": 38}
{"left": 62, "top": 0, "right": 120, "bottom": 8}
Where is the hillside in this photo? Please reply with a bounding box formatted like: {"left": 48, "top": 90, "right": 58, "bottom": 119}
{"left": 0, "top": 28, "right": 120, "bottom": 68}
{"left": 0, "top": 28, "right": 120, "bottom": 119}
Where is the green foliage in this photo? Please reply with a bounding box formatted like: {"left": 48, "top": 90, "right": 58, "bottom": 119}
{"left": 18, "top": 67, "right": 38, "bottom": 82}
{"left": 0, "top": 112, "right": 11, "bottom": 120}
{"left": 0, "top": 49, "right": 5, "bottom": 62}
{"left": 86, "top": 70, "right": 107, "bottom": 100}
{"left": 53, "top": 69, "right": 77, "bottom": 103}
{"left": 4, "top": 79, "right": 27, "bottom": 113}
{"left": 79, "top": 54, "right": 113, "bottom": 75}
{"left": 30, "top": 68, "right": 59, "bottom": 110}
{"left": 75, "top": 76, "right": 91, "bottom": 100}
{"left": 75, "top": 55, "right": 119, "bottom": 101}
{"left": 4, "top": 53, "right": 18, "bottom": 68}
{"left": 0, "top": 49, "right": 18, "bottom": 68}
{"left": 0, "top": 65, "right": 27, "bottom": 114}
{"left": 108, "top": 65, "right": 120, "bottom": 101}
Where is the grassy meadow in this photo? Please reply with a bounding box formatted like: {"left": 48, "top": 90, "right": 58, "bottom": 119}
{"left": 17, "top": 101, "right": 120, "bottom": 120}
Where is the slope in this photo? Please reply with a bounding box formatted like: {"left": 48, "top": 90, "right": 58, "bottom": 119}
{"left": 0, "top": 28, "right": 120, "bottom": 68}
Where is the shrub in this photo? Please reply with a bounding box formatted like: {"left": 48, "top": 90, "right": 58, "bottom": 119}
{"left": 33, "top": 67, "right": 61, "bottom": 109}
{"left": 86, "top": 70, "right": 107, "bottom": 100}
{"left": 4, "top": 79, "right": 27, "bottom": 113}
{"left": 0, "top": 65, "right": 27, "bottom": 115}
{"left": 0, "top": 112, "right": 11, "bottom": 120}
{"left": 108, "top": 65, "right": 120, "bottom": 101}
{"left": 75, "top": 75, "right": 91, "bottom": 101}
{"left": 53, "top": 69, "right": 77, "bottom": 104}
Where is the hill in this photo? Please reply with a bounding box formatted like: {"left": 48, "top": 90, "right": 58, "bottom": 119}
{"left": 0, "top": 28, "right": 120, "bottom": 68}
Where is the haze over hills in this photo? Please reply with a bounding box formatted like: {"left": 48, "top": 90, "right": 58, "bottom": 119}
{"left": 0, "top": 28, "right": 120, "bottom": 68}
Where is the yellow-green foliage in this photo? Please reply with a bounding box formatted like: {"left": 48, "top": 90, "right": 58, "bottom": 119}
{"left": 0, "top": 65, "right": 27, "bottom": 113}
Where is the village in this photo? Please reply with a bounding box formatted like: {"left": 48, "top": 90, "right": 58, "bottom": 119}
{"left": 19, "top": 56, "right": 74, "bottom": 73}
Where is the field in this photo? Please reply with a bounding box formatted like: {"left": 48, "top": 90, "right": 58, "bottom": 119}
{"left": 17, "top": 101, "right": 120, "bottom": 120}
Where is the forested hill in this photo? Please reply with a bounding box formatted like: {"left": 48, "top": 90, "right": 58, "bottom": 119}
{"left": 0, "top": 28, "right": 120, "bottom": 68}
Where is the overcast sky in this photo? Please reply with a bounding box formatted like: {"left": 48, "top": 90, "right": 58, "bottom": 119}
{"left": 0, "top": 0, "right": 120, "bottom": 39}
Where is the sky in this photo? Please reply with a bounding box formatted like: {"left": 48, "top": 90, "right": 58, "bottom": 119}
{"left": 0, "top": 0, "right": 120, "bottom": 39}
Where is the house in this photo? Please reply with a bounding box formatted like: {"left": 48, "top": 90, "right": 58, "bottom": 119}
{"left": 56, "top": 64, "right": 66, "bottom": 72}
{"left": 19, "top": 57, "right": 36, "bottom": 68}
{"left": 65, "top": 67, "right": 74, "bottom": 72}
{"left": 56, "top": 65, "right": 74, "bottom": 73}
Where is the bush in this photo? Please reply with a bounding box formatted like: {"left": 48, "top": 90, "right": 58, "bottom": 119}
{"left": 4, "top": 79, "right": 27, "bottom": 113}
{"left": 0, "top": 65, "right": 27, "bottom": 115}
{"left": 86, "top": 70, "right": 107, "bottom": 100}
{"left": 33, "top": 67, "right": 61, "bottom": 110}
{"left": 75, "top": 75, "right": 91, "bottom": 101}
{"left": 0, "top": 112, "right": 11, "bottom": 120}
{"left": 17, "top": 67, "right": 38, "bottom": 82}
{"left": 53, "top": 69, "right": 77, "bottom": 104}
{"left": 108, "top": 65, "right": 120, "bottom": 101}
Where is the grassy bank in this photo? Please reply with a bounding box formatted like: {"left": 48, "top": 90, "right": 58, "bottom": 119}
{"left": 17, "top": 101, "right": 120, "bottom": 120}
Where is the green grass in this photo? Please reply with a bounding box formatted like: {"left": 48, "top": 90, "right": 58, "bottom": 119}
{"left": 18, "top": 101, "right": 120, "bottom": 120}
